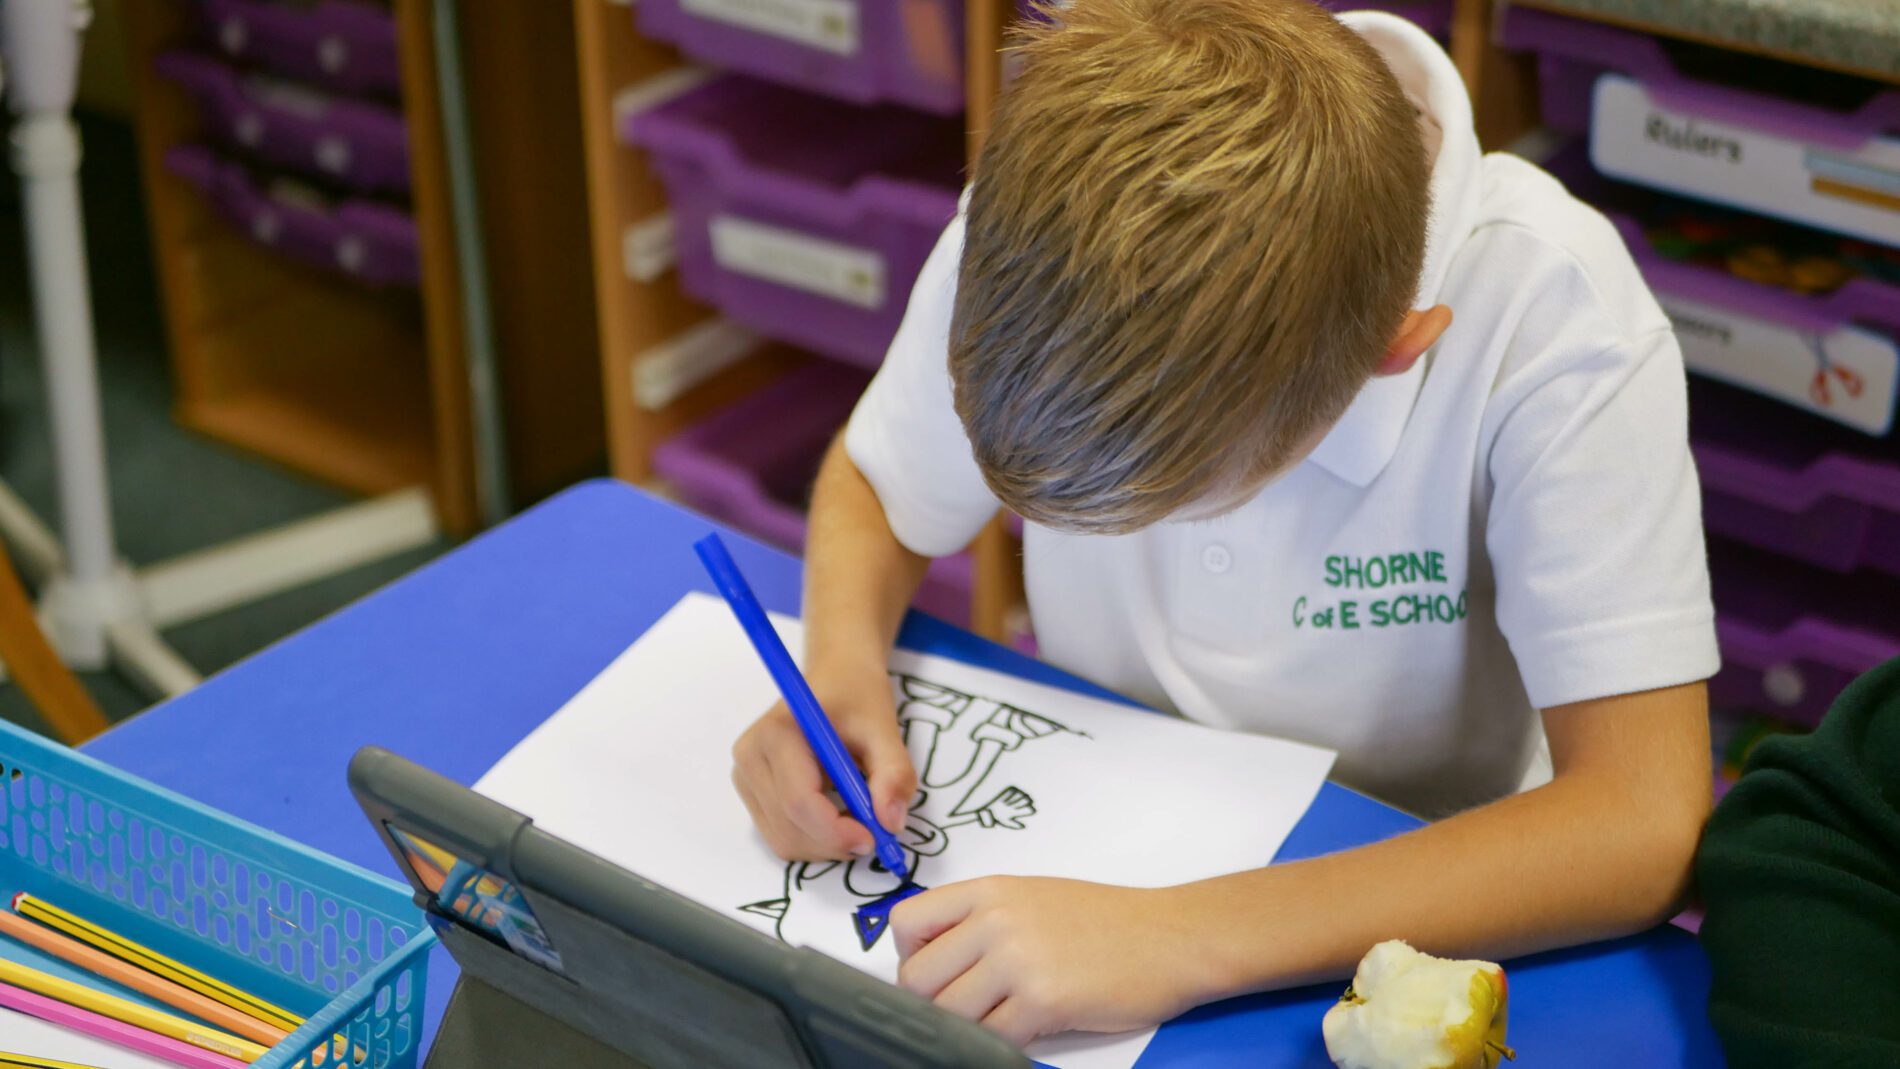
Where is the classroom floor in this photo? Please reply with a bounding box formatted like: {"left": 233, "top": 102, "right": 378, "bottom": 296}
{"left": 0, "top": 114, "right": 445, "bottom": 738}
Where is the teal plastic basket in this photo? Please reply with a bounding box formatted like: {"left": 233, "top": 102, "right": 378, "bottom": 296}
{"left": 0, "top": 719, "right": 434, "bottom": 1068}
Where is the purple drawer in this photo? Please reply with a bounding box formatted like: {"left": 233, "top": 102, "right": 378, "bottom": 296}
{"left": 1546, "top": 145, "right": 1900, "bottom": 435}
{"left": 1692, "top": 378, "right": 1900, "bottom": 578}
{"left": 1618, "top": 208, "right": 1900, "bottom": 435}
{"left": 1501, "top": 6, "right": 1900, "bottom": 245}
{"left": 654, "top": 362, "right": 974, "bottom": 623}
{"left": 165, "top": 145, "right": 420, "bottom": 288}
{"left": 625, "top": 76, "right": 962, "bottom": 369}
{"left": 1502, "top": 6, "right": 1900, "bottom": 146}
{"left": 1708, "top": 540, "right": 1900, "bottom": 726}
{"left": 1316, "top": 0, "right": 1451, "bottom": 38}
{"left": 157, "top": 52, "right": 411, "bottom": 196}
{"left": 635, "top": 0, "right": 965, "bottom": 114}
{"left": 192, "top": 0, "right": 402, "bottom": 99}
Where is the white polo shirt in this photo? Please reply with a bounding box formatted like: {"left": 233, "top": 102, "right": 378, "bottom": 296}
{"left": 843, "top": 12, "right": 1720, "bottom": 817}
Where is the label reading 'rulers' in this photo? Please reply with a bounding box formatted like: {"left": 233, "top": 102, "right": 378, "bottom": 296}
{"left": 710, "top": 215, "right": 886, "bottom": 310}
{"left": 681, "top": 0, "right": 859, "bottom": 55}
{"left": 1590, "top": 72, "right": 1900, "bottom": 246}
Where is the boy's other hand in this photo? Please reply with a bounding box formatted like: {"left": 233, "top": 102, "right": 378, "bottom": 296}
{"left": 731, "top": 665, "right": 916, "bottom": 861}
{"left": 892, "top": 877, "right": 1210, "bottom": 1047}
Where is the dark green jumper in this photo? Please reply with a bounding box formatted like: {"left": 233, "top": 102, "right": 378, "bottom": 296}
{"left": 1696, "top": 656, "right": 1900, "bottom": 1068}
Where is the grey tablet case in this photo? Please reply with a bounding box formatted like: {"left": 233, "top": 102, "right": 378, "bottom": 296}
{"left": 349, "top": 747, "right": 1032, "bottom": 1069}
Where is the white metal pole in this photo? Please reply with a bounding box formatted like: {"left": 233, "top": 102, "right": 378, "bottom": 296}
{"left": 4, "top": 0, "right": 117, "bottom": 664}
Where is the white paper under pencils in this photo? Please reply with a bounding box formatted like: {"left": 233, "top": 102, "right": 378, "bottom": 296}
{"left": 476, "top": 593, "right": 1336, "bottom": 1069}
{"left": 0, "top": 1007, "right": 184, "bottom": 1069}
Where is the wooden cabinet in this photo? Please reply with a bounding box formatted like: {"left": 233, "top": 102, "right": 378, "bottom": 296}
{"left": 127, "top": 0, "right": 607, "bottom": 536}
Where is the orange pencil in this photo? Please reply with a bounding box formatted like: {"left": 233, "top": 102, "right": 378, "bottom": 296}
{"left": 0, "top": 910, "right": 289, "bottom": 1049}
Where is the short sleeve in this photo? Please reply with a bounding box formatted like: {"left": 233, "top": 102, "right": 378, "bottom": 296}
{"left": 1485, "top": 325, "right": 1721, "bottom": 710}
{"left": 843, "top": 209, "right": 1000, "bottom": 558}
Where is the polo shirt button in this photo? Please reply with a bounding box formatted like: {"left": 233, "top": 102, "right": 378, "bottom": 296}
{"left": 1201, "top": 544, "right": 1233, "bottom": 574}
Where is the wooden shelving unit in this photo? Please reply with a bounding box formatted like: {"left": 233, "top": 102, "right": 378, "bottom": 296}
{"left": 575, "top": 0, "right": 1535, "bottom": 643}
{"left": 126, "top": 0, "right": 609, "bottom": 538}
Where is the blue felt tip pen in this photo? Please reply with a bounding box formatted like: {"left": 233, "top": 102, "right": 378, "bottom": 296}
{"left": 694, "top": 533, "right": 912, "bottom": 881}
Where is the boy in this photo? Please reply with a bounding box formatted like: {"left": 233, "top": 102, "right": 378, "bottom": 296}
{"left": 731, "top": 0, "right": 1718, "bottom": 1046}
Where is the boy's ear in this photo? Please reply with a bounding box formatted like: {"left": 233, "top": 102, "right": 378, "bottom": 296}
{"left": 1374, "top": 305, "right": 1453, "bottom": 377}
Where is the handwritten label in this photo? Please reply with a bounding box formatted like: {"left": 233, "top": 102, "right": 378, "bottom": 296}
{"left": 681, "top": 0, "right": 858, "bottom": 55}
{"left": 1643, "top": 113, "right": 1740, "bottom": 163}
{"left": 710, "top": 215, "right": 885, "bottom": 309}
{"left": 1661, "top": 292, "right": 1898, "bottom": 435}
{"left": 1590, "top": 72, "right": 1900, "bottom": 245}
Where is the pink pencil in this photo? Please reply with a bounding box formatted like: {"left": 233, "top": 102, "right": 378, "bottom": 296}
{"left": 0, "top": 980, "right": 247, "bottom": 1069}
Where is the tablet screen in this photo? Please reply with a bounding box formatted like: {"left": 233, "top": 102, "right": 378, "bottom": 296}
{"left": 386, "top": 823, "right": 565, "bottom": 972}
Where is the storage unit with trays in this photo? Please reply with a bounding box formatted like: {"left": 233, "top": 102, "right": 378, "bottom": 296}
{"left": 1316, "top": 0, "right": 1453, "bottom": 38}
{"left": 1503, "top": 6, "right": 1900, "bottom": 247}
{"left": 653, "top": 362, "right": 976, "bottom": 623}
{"left": 135, "top": 0, "right": 450, "bottom": 520}
{"left": 633, "top": 0, "right": 1454, "bottom": 113}
{"left": 1507, "top": 8, "right": 1900, "bottom": 726}
{"left": 634, "top": 0, "right": 969, "bottom": 115}
{"left": 1704, "top": 527, "right": 1900, "bottom": 729}
{"left": 579, "top": 0, "right": 987, "bottom": 632}
{"left": 130, "top": 0, "right": 610, "bottom": 536}
{"left": 623, "top": 75, "right": 964, "bottom": 370}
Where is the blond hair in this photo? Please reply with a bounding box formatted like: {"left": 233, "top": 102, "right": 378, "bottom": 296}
{"left": 950, "top": 0, "right": 1430, "bottom": 532}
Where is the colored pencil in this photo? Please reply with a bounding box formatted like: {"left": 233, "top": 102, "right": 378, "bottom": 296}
{"left": 11, "top": 896, "right": 300, "bottom": 1034}
{"left": 0, "top": 1053, "right": 106, "bottom": 1069}
{"left": 0, "top": 910, "right": 288, "bottom": 1048}
{"left": 0, "top": 960, "right": 266, "bottom": 1063}
{"left": 0, "top": 982, "right": 246, "bottom": 1069}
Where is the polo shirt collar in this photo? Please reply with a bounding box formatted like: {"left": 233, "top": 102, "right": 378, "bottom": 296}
{"left": 1303, "top": 11, "right": 1483, "bottom": 488}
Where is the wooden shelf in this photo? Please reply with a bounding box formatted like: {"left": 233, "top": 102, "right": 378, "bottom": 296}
{"left": 178, "top": 388, "right": 436, "bottom": 497}
{"left": 127, "top": 0, "right": 611, "bottom": 540}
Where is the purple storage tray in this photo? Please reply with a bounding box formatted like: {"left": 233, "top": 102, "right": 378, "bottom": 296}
{"left": 636, "top": 0, "right": 965, "bottom": 115}
{"left": 1544, "top": 145, "right": 1900, "bottom": 429}
{"left": 1607, "top": 210, "right": 1900, "bottom": 338}
{"left": 1691, "top": 378, "right": 1900, "bottom": 579}
{"left": 165, "top": 145, "right": 420, "bottom": 288}
{"left": 1708, "top": 540, "right": 1900, "bottom": 726}
{"left": 157, "top": 52, "right": 411, "bottom": 196}
{"left": 625, "top": 76, "right": 963, "bottom": 369}
{"left": 193, "top": 0, "right": 403, "bottom": 99}
{"left": 1317, "top": 0, "right": 1451, "bottom": 38}
{"left": 653, "top": 361, "right": 974, "bottom": 624}
{"left": 1500, "top": 5, "right": 1900, "bottom": 146}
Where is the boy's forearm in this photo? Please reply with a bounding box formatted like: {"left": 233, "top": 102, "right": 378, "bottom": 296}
{"left": 1175, "top": 688, "right": 1711, "bottom": 1000}
{"left": 801, "top": 436, "right": 934, "bottom": 677}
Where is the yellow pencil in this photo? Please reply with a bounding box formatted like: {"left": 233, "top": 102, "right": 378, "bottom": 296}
{"left": 0, "top": 958, "right": 268, "bottom": 1063}
{"left": 11, "top": 894, "right": 301, "bottom": 1034}
{"left": 0, "top": 1054, "right": 105, "bottom": 1069}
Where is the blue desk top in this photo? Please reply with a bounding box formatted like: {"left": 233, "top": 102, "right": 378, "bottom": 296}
{"left": 82, "top": 482, "right": 1722, "bottom": 1067}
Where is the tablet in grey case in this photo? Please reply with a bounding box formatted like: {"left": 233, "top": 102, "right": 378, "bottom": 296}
{"left": 349, "top": 746, "right": 1033, "bottom": 1069}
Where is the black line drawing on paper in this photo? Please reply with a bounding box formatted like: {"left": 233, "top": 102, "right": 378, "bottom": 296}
{"left": 740, "top": 673, "right": 1086, "bottom": 951}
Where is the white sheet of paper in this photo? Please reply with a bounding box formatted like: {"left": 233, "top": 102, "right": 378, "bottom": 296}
{"left": 475, "top": 593, "right": 1335, "bottom": 1069}
{"left": 0, "top": 1006, "right": 186, "bottom": 1069}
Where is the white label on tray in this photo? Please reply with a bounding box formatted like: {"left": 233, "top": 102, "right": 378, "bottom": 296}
{"left": 681, "top": 0, "right": 859, "bottom": 55}
{"left": 1661, "top": 292, "right": 1899, "bottom": 435}
{"left": 710, "top": 215, "right": 885, "bottom": 309}
{"left": 248, "top": 75, "right": 333, "bottom": 118}
{"left": 1591, "top": 73, "right": 1900, "bottom": 245}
